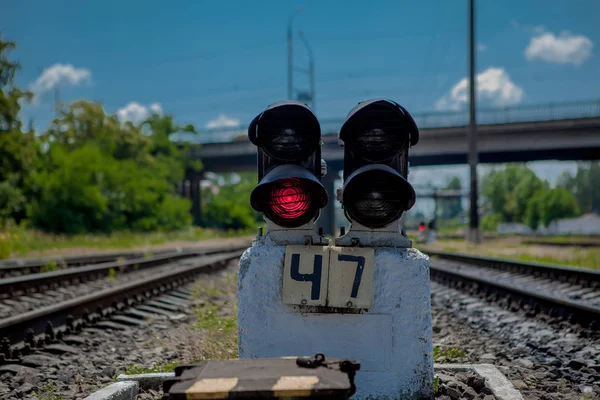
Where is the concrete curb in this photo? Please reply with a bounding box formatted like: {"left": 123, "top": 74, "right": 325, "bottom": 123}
{"left": 435, "top": 363, "right": 524, "bottom": 400}
{"left": 116, "top": 372, "right": 174, "bottom": 391}
{"left": 83, "top": 381, "right": 138, "bottom": 400}
{"left": 89, "top": 364, "right": 523, "bottom": 399}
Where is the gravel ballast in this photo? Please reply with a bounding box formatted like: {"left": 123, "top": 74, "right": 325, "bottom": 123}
{"left": 4, "top": 252, "right": 598, "bottom": 400}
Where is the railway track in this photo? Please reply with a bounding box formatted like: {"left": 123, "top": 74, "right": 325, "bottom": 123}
{"left": 0, "top": 249, "right": 180, "bottom": 278}
{"left": 0, "top": 244, "right": 248, "bottom": 278}
{"left": 427, "top": 250, "right": 600, "bottom": 329}
{"left": 0, "top": 245, "right": 246, "bottom": 362}
{"left": 0, "top": 245, "right": 245, "bottom": 296}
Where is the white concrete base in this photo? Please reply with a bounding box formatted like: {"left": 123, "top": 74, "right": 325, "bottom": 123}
{"left": 238, "top": 239, "right": 434, "bottom": 399}
{"left": 83, "top": 381, "right": 138, "bottom": 400}
{"left": 93, "top": 364, "right": 523, "bottom": 400}
{"left": 116, "top": 373, "right": 174, "bottom": 391}
{"left": 435, "top": 364, "right": 524, "bottom": 400}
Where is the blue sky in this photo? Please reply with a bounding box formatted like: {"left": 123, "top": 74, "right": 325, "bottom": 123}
{"left": 3, "top": 0, "right": 599, "bottom": 218}
{"left": 3, "top": 0, "right": 599, "bottom": 130}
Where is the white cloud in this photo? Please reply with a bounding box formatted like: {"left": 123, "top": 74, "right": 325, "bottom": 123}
{"left": 30, "top": 63, "right": 91, "bottom": 94}
{"left": 150, "top": 103, "right": 163, "bottom": 114}
{"left": 435, "top": 67, "right": 524, "bottom": 111}
{"left": 525, "top": 29, "right": 593, "bottom": 66}
{"left": 205, "top": 114, "right": 240, "bottom": 129}
{"left": 117, "top": 101, "right": 163, "bottom": 124}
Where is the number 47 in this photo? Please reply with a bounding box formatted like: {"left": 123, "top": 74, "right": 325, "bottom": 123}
{"left": 282, "top": 246, "right": 375, "bottom": 309}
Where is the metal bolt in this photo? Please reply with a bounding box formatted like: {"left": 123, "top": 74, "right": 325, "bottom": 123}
{"left": 258, "top": 226, "right": 263, "bottom": 237}
{"left": 346, "top": 301, "right": 353, "bottom": 307}
{"left": 320, "top": 159, "right": 327, "bottom": 177}
{"left": 340, "top": 226, "right": 346, "bottom": 236}
{"left": 301, "top": 299, "right": 307, "bottom": 305}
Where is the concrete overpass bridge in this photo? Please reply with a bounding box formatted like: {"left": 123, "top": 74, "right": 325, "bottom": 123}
{"left": 179, "top": 100, "right": 600, "bottom": 232}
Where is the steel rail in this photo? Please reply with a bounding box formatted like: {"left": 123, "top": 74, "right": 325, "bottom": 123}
{"left": 426, "top": 250, "right": 600, "bottom": 287}
{"left": 427, "top": 251, "right": 600, "bottom": 328}
{"left": 0, "top": 242, "right": 250, "bottom": 277}
{"left": 0, "top": 250, "right": 243, "bottom": 350}
{"left": 0, "top": 244, "right": 249, "bottom": 295}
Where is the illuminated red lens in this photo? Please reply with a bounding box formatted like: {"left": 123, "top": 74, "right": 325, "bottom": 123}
{"left": 267, "top": 178, "right": 311, "bottom": 220}
{"left": 419, "top": 224, "right": 425, "bottom": 232}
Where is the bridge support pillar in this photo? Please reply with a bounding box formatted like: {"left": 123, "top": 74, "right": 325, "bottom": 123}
{"left": 185, "top": 170, "right": 205, "bottom": 226}
{"left": 318, "top": 171, "right": 337, "bottom": 236}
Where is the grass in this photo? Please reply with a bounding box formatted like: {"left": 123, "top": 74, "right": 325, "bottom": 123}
{"left": 123, "top": 269, "right": 239, "bottom": 375}
{"left": 433, "top": 375, "right": 441, "bottom": 393}
{"left": 40, "top": 260, "right": 60, "bottom": 273}
{"left": 433, "top": 346, "right": 468, "bottom": 363}
{"left": 0, "top": 225, "right": 253, "bottom": 260}
{"left": 420, "top": 237, "right": 600, "bottom": 270}
{"left": 107, "top": 267, "right": 118, "bottom": 281}
{"left": 523, "top": 235, "right": 600, "bottom": 245}
{"left": 32, "top": 381, "right": 63, "bottom": 400}
{"left": 189, "top": 269, "right": 239, "bottom": 360}
{"left": 125, "top": 361, "right": 181, "bottom": 375}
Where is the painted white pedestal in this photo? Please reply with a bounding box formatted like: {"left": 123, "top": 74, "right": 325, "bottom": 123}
{"left": 238, "top": 238, "right": 433, "bottom": 399}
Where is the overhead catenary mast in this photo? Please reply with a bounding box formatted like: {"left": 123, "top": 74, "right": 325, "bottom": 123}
{"left": 467, "top": 0, "right": 481, "bottom": 243}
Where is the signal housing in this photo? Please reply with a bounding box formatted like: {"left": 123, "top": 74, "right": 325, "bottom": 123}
{"left": 249, "top": 101, "right": 328, "bottom": 230}
{"left": 338, "top": 99, "right": 419, "bottom": 233}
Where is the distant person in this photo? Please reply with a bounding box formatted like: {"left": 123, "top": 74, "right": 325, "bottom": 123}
{"left": 418, "top": 221, "right": 426, "bottom": 242}
{"left": 427, "top": 219, "right": 436, "bottom": 244}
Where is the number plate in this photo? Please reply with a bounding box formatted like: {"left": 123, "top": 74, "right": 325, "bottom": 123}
{"left": 327, "top": 247, "right": 375, "bottom": 309}
{"left": 282, "top": 246, "right": 329, "bottom": 306}
{"left": 282, "top": 246, "right": 375, "bottom": 309}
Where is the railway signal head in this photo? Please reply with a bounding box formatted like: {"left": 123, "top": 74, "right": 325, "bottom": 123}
{"left": 338, "top": 99, "right": 419, "bottom": 232}
{"left": 249, "top": 101, "right": 328, "bottom": 229}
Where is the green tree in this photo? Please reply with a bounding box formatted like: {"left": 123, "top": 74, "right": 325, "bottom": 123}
{"left": 203, "top": 173, "right": 260, "bottom": 231}
{"left": 43, "top": 100, "right": 149, "bottom": 161}
{"left": 439, "top": 176, "right": 462, "bottom": 220}
{"left": 481, "top": 165, "right": 547, "bottom": 223}
{"left": 558, "top": 162, "right": 600, "bottom": 214}
{"left": 525, "top": 187, "right": 580, "bottom": 230}
{"left": 480, "top": 213, "right": 502, "bottom": 232}
{"left": 29, "top": 102, "right": 194, "bottom": 233}
{"left": 0, "top": 36, "right": 39, "bottom": 224}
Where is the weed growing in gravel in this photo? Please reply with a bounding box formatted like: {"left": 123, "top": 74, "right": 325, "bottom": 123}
{"left": 32, "top": 381, "right": 63, "bottom": 400}
{"left": 433, "top": 375, "right": 440, "bottom": 393}
{"left": 433, "top": 346, "right": 468, "bottom": 363}
{"left": 125, "top": 360, "right": 181, "bottom": 374}
{"left": 107, "top": 267, "right": 117, "bottom": 281}
{"left": 189, "top": 269, "right": 239, "bottom": 360}
{"left": 195, "top": 304, "right": 237, "bottom": 333}
{"left": 40, "top": 260, "right": 59, "bottom": 273}
{"left": 122, "top": 268, "right": 240, "bottom": 376}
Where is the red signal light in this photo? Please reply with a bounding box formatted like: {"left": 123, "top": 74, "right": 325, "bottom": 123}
{"left": 267, "top": 178, "right": 311, "bottom": 220}
{"left": 250, "top": 165, "right": 328, "bottom": 229}
{"left": 419, "top": 224, "right": 425, "bottom": 232}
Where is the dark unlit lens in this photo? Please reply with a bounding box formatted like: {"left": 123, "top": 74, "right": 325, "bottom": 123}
{"left": 343, "top": 169, "right": 411, "bottom": 228}
{"left": 265, "top": 128, "right": 308, "bottom": 159}
{"left": 349, "top": 126, "right": 405, "bottom": 162}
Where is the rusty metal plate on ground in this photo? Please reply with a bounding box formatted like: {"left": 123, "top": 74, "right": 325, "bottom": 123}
{"left": 162, "top": 355, "right": 359, "bottom": 399}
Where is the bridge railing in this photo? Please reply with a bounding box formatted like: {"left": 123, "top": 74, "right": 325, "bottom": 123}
{"left": 183, "top": 99, "right": 600, "bottom": 144}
